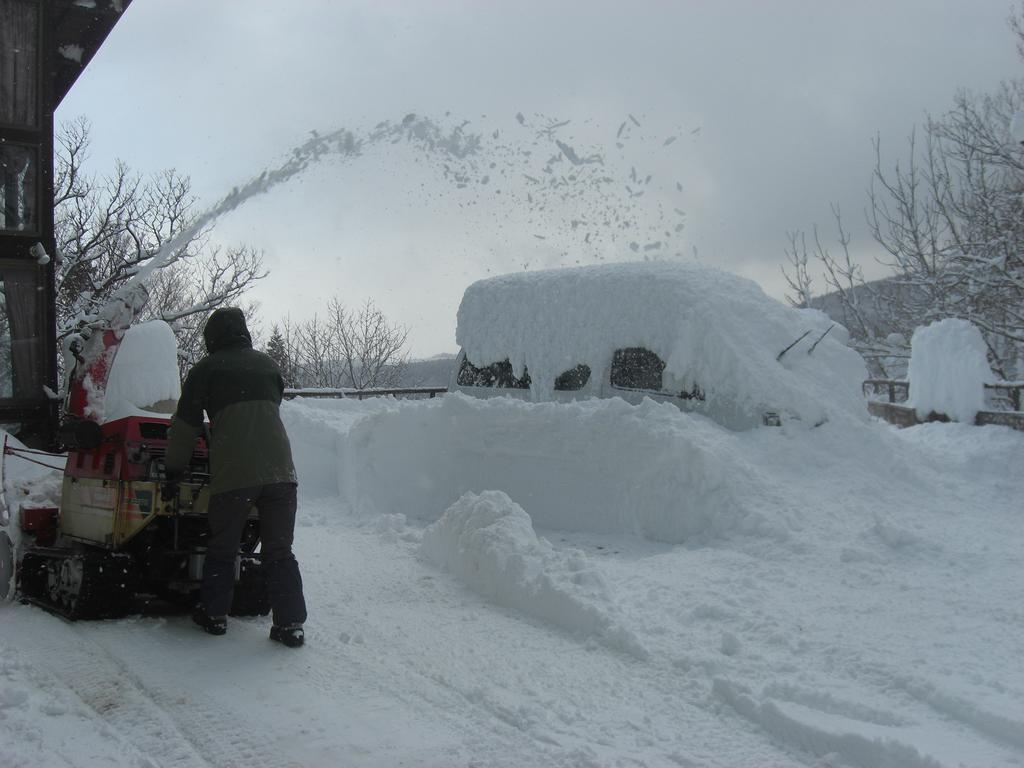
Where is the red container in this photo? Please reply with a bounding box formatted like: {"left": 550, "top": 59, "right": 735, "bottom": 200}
{"left": 20, "top": 506, "right": 58, "bottom": 545}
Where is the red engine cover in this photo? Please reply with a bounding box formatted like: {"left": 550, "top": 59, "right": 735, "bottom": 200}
{"left": 65, "top": 415, "right": 209, "bottom": 483}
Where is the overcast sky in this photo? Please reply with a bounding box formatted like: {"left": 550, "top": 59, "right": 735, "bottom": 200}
{"left": 57, "top": 0, "right": 1021, "bottom": 356}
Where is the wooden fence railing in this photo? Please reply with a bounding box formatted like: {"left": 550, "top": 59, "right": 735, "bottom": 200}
{"left": 284, "top": 386, "right": 447, "bottom": 401}
{"left": 863, "top": 379, "right": 1024, "bottom": 431}
{"left": 286, "top": 381, "right": 1024, "bottom": 430}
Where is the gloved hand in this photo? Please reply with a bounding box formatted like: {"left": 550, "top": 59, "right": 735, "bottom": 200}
{"left": 161, "top": 472, "right": 182, "bottom": 502}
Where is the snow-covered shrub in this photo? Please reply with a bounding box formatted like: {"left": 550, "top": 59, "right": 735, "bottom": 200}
{"left": 908, "top": 319, "right": 992, "bottom": 423}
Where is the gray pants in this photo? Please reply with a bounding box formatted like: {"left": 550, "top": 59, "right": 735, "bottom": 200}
{"left": 201, "top": 482, "right": 307, "bottom": 627}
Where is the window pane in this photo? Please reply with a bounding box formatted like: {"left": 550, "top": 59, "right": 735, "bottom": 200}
{"left": 0, "top": 268, "right": 44, "bottom": 399}
{"left": 457, "top": 357, "right": 531, "bottom": 389}
{"left": 610, "top": 347, "right": 665, "bottom": 391}
{"left": 554, "top": 364, "right": 591, "bottom": 391}
{"left": 0, "top": 0, "right": 40, "bottom": 128}
{"left": 0, "top": 144, "right": 37, "bottom": 232}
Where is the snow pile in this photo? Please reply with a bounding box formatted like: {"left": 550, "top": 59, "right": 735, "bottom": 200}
{"left": 908, "top": 319, "right": 991, "bottom": 423}
{"left": 456, "top": 262, "right": 867, "bottom": 429}
{"left": 311, "top": 393, "right": 790, "bottom": 544}
{"left": 420, "top": 490, "right": 648, "bottom": 658}
{"left": 101, "top": 321, "right": 181, "bottom": 422}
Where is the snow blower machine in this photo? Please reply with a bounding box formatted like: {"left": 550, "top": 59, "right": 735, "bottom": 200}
{"left": 10, "top": 290, "right": 269, "bottom": 620}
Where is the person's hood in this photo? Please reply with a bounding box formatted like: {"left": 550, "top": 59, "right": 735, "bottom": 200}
{"left": 203, "top": 307, "right": 252, "bottom": 353}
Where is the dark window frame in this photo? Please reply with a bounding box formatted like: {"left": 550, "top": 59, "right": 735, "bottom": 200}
{"left": 610, "top": 347, "right": 666, "bottom": 392}
{"left": 457, "top": 356, "right": 531, "bottom": 389}
{"left": 0, "top": 141, "right": 40, "bottom": 235}
{"left": 0, "top": 260, "right": 47, "bottom": 402}
{"left": 0, "top": 0, "right": 42, "bottom": 131}
{"left": 554, "top": 363, "right": 591, "bottom": 391}
{"left": 610, "top": 346, "right": 705, "bottom": 401}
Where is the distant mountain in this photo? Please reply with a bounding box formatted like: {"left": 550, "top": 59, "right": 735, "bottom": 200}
{"left": 396, "top": 353, "right": 457, "bottom": 388}
{"left": 810, "top": 276, "right": 917, "bottom": 340}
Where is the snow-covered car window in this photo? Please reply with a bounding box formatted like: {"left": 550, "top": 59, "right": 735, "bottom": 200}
{"left": 457, "top": 357, "right": 531, "bottom": 389}
{"left": 553, "top": 364, "right": 591, "bottom": 391}
{"left": 610, "top": 348, "right": 666, "bottom": 393}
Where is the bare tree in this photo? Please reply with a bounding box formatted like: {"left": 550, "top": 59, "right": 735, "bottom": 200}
{"left": 53, "top": 117, "right": 267, "bottom": 376}
{"left": 287, "top": 299, "right": 409, "bottom": 389}
{"left": 867, "top": 88, "right": 1024, "bottom": 378}
{"left": 332, "top": 299, "right": 409, "bottom": 389}
{"left": 293, "top": 313, "right": 333, "bottom": 388}
{"left": 782, "top": 9, "right": 1024, "bottom": 380}
{"left": 781, "top": 230, "right": 815, "bottom": 309}
{"left": 782, "top": 206, "right": 911, "bottom": 376}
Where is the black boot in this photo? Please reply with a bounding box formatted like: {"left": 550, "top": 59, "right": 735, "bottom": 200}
{"left": 192, "top": 606, "right": 227, "bottom": 636}
{"left": 270, "top": 624, "right": 304, "bottom": 648}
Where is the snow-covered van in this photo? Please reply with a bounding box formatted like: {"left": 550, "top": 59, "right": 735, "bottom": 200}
{"left": 452, "top": 262, "right": 868, "bottom": 430}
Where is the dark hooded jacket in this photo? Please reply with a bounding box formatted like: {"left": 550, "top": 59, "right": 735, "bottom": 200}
{"left": 165, "top": 307, "right": 296, "bottom": 494}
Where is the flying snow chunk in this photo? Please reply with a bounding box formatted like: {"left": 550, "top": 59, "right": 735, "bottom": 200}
{"left": 907, "top": 318, "right": 991, "bottom": 423}
{"left": 102, "top": 321, "right": 181, "bottom": 421}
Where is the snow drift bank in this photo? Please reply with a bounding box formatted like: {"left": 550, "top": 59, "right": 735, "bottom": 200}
{"left": 281, "top": 397, "right": 397, "bottom": 498}
{"left": 286, "top": 393, "right": 792, "bottom": 544}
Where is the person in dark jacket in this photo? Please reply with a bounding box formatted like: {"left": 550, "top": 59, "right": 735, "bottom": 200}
{"left": 164, "top": 307, "right": 306, "bottom": 648}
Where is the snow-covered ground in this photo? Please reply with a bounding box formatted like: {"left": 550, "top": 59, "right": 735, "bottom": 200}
{"left": 1, "top": 392, "right": 1022, "bottom": 767}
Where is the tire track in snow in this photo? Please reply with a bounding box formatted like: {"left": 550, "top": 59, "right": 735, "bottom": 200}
{"left": 550, "top": 534, "right": 1024, "bottom": 768}
{"left": 298, "top": 557, "right": 569, "bottom": 766}
{"left": 825, "top": 656, "right": 1024, "bottom": 760}
{"left": 569, "top": 495, "right": 1024, "bottom": 768}
{"left": 89, "top": 618, "right": 415, "bottom": 768}
{"left": 711, "top": 669, "right": 1024, "bottom": 768}
{"left": 19, "top": 612, "right": 312, "bottom": 768}
{"left": 303, "top": 520, "right": 802, "bottom": 767}
{"left": 117, "top": 655, "right": 297, "bottom": 765}
{"left": 890, "top": 675, "right": 1024, "bottom": 752}
{"left": 712, "top": 679, "right": 945, "bottom": 768}
{"left": 761, "top": 682, "right": 911, "bottom": 728}
{"left": 307, "top": 520, "right": 640, "bottom": 763}
{"left": 0, "top": 641, "right": 160, "bottom": 768}
{"left": 15, "top": 617, "right": 217, "bottom": 768}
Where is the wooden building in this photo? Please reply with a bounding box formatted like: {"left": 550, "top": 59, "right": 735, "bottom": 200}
{"left": 0, "top": 0, "right": 131, "bottom": 445}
